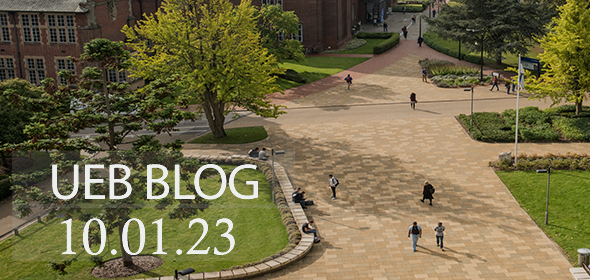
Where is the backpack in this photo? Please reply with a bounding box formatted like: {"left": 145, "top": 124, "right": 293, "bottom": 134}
{"left": 430, "top": 187, "right": 435, "bottom": 194}
{"left": 334, "top": 178, "right": 339, "bottom": 187}
{"left": 411, "top": 225, "right": 420, "bottom": 235}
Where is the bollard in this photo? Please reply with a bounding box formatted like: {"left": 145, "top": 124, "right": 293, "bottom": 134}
{"left": 578, "top": 248, "right": 590, "bottom": 267}
{"left": 37, "top": 215, "right": 42, "bottom": 223}
{"left": 13, "top": 228, "right": 18, "bottom": 236}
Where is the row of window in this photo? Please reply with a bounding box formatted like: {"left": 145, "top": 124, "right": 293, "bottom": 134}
{"left": 0, "top": 13, "right": 76, "bottom": 44}
{"left": 0, "top": 57, "right": 127, "bottom": 85}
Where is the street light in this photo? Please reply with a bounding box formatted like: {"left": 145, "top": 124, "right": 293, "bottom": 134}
{"left": 536, "top": 167, "right": 551, "bottom": 225}
{"left": 466, "top": 29, "right": 484, "bottom": 82}
{"left": 271, "top": 149, "right": 285, "bottom": 204}
{"left": 463, "top": 87, "right": 474, "bottom": 126}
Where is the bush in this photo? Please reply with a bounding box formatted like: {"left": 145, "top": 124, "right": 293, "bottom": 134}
{"left": 430, "top": 74, "right": 492, "bottom": 88}
{"left": 490, "top": 153, "right": 590, "bottom": 171}
{"left": 356, "top": 32, "right": 395, "bottom": 39}
{"left": 0, "top": 178, "right": 11, "bottom": 201}
{"left": 552, "top": 116, "right": 590, "bottom": 141}
{"left": 277, "top": 69, "right": 306, "bottom": 83}
{"left": 430, "top": 65, "right": 479, "bottom": 76}
{"left": 373, "top": 33, "right": 400, "bottom": 54}
{"left": 418, "top": 58, "right": 453, "bottom": 70}
{"left": 392, "top": 4, "right": 427, "bottom": 12}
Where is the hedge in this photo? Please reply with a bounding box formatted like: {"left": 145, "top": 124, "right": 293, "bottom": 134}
{"left": 490, "top": 153, "right": 590, "bottom": 171}
{"left": 392, "top": 3, "right": 429, "bottom": 12}
{"left": 423, "top": 32, "right": 482, "bottom": 65}
{"left": 356, "top": 32, "right": 395, "bottom": 39}
{"left": 0, "top": 178, "right": 11, "bottom": 202}
{"left": 373, "top": 33, "right": 400, "bottom": 54}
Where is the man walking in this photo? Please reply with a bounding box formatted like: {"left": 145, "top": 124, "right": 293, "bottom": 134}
{"left": 383, "top": 22, "right": 388, "bottom": 32}
{"left": 329, "top": 174, "right": 338, "bottom": 200}
{"left": 421, "top": 68, "right": 428, "bottom": 82}
{"left": 409, "top": 92, "right": 417, "bottom": 110}
{"left": 408, "top": 221, "right": 422, "bottom": 252}
{"left": 402, "top": 26, "right": 408, "bottom": 39}
{"left": 417, "top": 36, "right": 424, "bottom": 47}
{"left": 420, "top": 180, "right": 434, "bottom": 205}
{"left": 434, "top": 222, "right": 445, "bottom": 251}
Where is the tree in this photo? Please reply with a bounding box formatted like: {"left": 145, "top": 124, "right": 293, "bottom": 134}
{"left": 426, "top": 0, "right": 552, "bottom": 64}
{"left": 123, "top": 0, "right": 286, "bottom": 139}
{"left": 520, "top": 0, "right": 590, "bottom": 115}
{"left": 4, "top": 39, "right": 201, "bottom": 268}
{"left": 256, "top": 4, "right": 305, "bottom": 63}
{"left": 0, "top": 79, "right": 43, "bottom": 168}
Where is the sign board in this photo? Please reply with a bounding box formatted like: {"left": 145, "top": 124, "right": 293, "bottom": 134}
{"left": 492, "top": 72, "right": 500, "bottom": 77}
{"left": 521, "top": 57, "right": 540, "bottom": 72}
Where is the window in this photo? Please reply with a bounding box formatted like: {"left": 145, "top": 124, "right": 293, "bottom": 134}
{"left": 21, "top": 14, "right": 40, "bottom": 43}
{"left": 26, "top": 58, "right": 45, "bottom": 85}
{"left": 262, "top": 0, "right": 282, "bottom": 6}
{"left": 108, "top": 69, "right": 127, "bottom": 83}
{"left": 0, "top": 58, "right": 15, "bottom": 81}
{"left": 48, "top": 14, "right": 75, "bottom": 44}
{"left": 292, "top": 24, "right": 303, "bottom": 42}
{"left": 56, "top": 59, "right": 75, "bottom": 84}
{"left": 0, "top": 14, "right": 9, "bottom": 42}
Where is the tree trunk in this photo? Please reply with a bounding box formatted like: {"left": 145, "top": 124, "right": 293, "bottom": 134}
{"left": 202, "top": 90, "right": 227, "bottom": 139}
{"left": 118, "top": 223, "right": 134, "bottom": 267}
{"left": 576, "top": 100, "right": 583, "bottom": 116}
{"left": 496, "top": 56, "right": 502, "bottom": 65}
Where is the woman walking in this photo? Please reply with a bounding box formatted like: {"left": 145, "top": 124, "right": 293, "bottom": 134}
{"left": 420, "top": 180, "right": 434, "bottom": 206}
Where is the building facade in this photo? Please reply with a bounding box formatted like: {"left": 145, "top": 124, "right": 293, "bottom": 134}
{"left": 0, "top": 0, "right": 159, "bottom": 85}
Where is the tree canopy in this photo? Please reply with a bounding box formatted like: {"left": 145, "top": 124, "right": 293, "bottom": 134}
{"left": 519, "top": 0, "right": 590, "bottom": 115}
{"left": 256, "top": 4, "right": 305, "bottom": 63}
{"left": 426, "top": 0, "right": 552, "bottom": 64}
{"left": 123, "top": 0, "right": 286, "bottom": 139}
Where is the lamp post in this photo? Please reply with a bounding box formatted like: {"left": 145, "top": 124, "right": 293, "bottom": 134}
{"left": 466, "top": 29, "right": 484, "bottom": 82}
{"left": 536, "top": 167, "right": 551, "bottom": 225}
{"left": 463, "top": 87, "right": 474, "bottom": 126}
{"left": 271, "top": 149, "right": 285, "bottom": 204}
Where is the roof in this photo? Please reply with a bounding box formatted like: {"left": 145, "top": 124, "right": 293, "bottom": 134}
{"left": 0, "top": 0, "right": 88, "bottom": 13}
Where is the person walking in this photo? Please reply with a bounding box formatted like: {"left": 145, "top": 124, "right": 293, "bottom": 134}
{"left": 329, "top": 174, "right": 338, "bottom": 200}
{"left": 420, "top": 180, "right": 434, "bottom": 206}
{"left": 432, "top": 10, "right": 436, "bottom": 18}
{"left": 417, "top": 36, "right": 424, "bottom": 47}
{"left": 434, "top": 222, "right": 445, "bottom": 251}
{"left": 490, "top": 76, "right": 499, "bottom": 91}
{"left": 505, "top": 81, "right": 511, "bottom": 94}
{"left": 409, "top": 92, "right": 417, "bottom": 110}
{"left": 408, "top": 221, "right": 422, "bottom": 252}
{"left": 344, "top": 74, "right": 353, "bottom": 90}
{"left": 373, "top": 18, "right": 378, "bottom": 27}
{"left": 421, "top": 67, "right": 428, "bottom": 82}
{"left": 403, "top": 5, "right": 407, "bottom": 14}
{"left": 383, "top": 22, "right": 388, "bottom": 32}
{"left": 402, "top": 26, "right": 408, "bottom": 39}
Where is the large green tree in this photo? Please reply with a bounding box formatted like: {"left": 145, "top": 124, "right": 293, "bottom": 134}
{"left": 0, "top": 79, "right": 43, "bottom": 168}
{"left": 123, "top": 0, "right": 285, "bottom": 139}
{"left": 522, "top": 0, "right": 590, "bottom": 115}
{"left": 427, "top": 0, "right": 552, "bottom": 64}
{"left": 3, "top": 39, "right": 201, "bottom": 269}
{"left": 256, "top": 4, "right": 305, "bottom": 63}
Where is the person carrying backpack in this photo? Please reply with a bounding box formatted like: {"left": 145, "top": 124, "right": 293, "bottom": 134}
{"left": 329, "top": 174, "right": 339, "bottom": 200}
{"left": 407, "top": 221, "right": 422, "bottom": 252}
{"left": 344, "top": 74, "right": 353, "bottom": 90}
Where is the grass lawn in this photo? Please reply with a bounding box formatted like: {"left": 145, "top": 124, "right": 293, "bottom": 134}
{"left": 0, "top": 165, "right": 288, "bottom": 279}
{"left": 189, "top": 126, "right": 268, "bottom": 144}
{"left": 496, "top": 170, "right": 590, "bottom": 265}
{"left": 277, "top": 56, "right": 370, "bottom": 90}
{"left": 425, "top": 32, "right": 542, "bottom": 69}
{"left": 333, "top": 39, "right": 387, "bottom": 54}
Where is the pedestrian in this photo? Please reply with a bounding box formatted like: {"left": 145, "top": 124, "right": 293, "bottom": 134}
{"left": 490, "top": 75, "right": 499, "bottom": 91}
{"left": 432, "top": 10, "right": 436, "bottom": 18}
{"left": 407, "top": 221, "right": 422, "bottom": 252}
{"left": 434, "top": 222, "right": 445, "bottom": 251}
{"left": 292, "top": 188, "right": 307, "bottom": 209}
{"left": 505, "top": 81, "right": 511, "bottom": 94}
{"left": 373, "top": 18, "right": 377, "bottom": 27}
{"left": 329, "top": 174, "right": 338, "bottom": 200}
{"left": 411, "top": 15, "right": 416, "bottom": 23}
{"left": 409, "top": 92, "right": 417, "bottom": 110}
{"left": 383, "top": 22, "right": 388, "bottom": 32}
{"left": 420, "top": 180, "right": 434, "bottom": 205}
{"left": 421, "top": 67, "right": 428, "bottom": 82}
{"left": 417, "top": 36, "right": 424, "bottom": 47}
{"left": 302, "top": 220, "right": 320, "bottom": 243}
{"left": 402, "top": 26, "right": 408, "bottom": 39}
{"left": 512, "top": 79, "right": 516, "bottom": 92}
{"left": 344, "top": 74, "right": 353, "bottom": 90}
{"left": 403, "top": 5, "right": 406, "bottom": 14}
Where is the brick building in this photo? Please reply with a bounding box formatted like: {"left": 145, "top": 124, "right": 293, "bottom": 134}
{"left": 0, "top": 0, "right": 159, "bottom": 84}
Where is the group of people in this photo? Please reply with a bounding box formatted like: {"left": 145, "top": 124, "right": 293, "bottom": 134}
{"left": 292, "top": 187, "right": 313, "bottom": 209}
{"left": 248, "top": 147, "right": 268, "bottom": 160}
{"left": 408, "top": 221, "right": 446, "bottom": 252}
{"left": 490, "top": 76, "right": 518, "bottom": 94}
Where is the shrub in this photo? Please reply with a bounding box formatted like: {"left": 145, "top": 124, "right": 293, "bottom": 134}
{"left": 356, "top": 32, "right": 395, "bottom": 39}
{"left": 502, "top": 106, "right": 550, "bottom": 126}
{"left": 552, "top": 116, "right": 590, "bottom": 141}
{"left": 391, "top": 4, "right": 426, "bottom": 12}
{"left": 277, "top": 69, "right": 306, "bottom": 83}
{"left": 0, "top": 178, "right": 11, "bottom": 201}
{"left": 430, "top": 74, "right": 491, "bottom": 88}
{"left": 373, "top": 33, "right": 400, "bottom": 54}
{"left": 430, "top": 65, "right": 479, "bottom": 76}
{"left": 490, "top": 153, "right": 590, "bottom": 171}
{"left": 418, "top": 58, "right": 453, "bottom": 70}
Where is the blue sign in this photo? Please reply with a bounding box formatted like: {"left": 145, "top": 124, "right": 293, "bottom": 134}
{"left": 521, "top": 57, "right": 540, "bottom": 72}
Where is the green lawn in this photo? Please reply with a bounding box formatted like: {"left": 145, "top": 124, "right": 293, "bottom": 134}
{"left": 333, "top": 39, "right": 387, "bottom": 54}
{"left": 0, "top": 165, "right": 288, "bottom": 279}
{"left": 189, "top": 126, "right": 268, "bottom": 144}
{"left": 496, "top": 170, "right": 590, "bottom": 265}
{"left": 277, "top": 56, "right": 370, "bottom": 90}
{"left": 425, "top": 32, "right": 542, "bottom": 68}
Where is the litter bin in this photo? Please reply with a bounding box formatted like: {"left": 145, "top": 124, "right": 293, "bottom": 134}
{"left": 578, "top": 248, "right": 590, "bottom": 267}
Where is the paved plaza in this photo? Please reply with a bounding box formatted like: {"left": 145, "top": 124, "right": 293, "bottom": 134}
{"left": 182, "top": 15, "right": 585, "bottom": 280}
